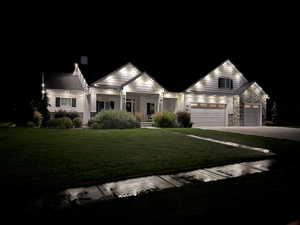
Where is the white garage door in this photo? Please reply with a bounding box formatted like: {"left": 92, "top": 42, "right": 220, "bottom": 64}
{"left": 191, "top": 103, "right": 226, "bottom": 127}
{"left": 244, "top": 104, "right": 260, "bottom": 126}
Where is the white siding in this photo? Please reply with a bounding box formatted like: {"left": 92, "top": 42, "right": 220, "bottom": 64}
{"left": 187, "top": 60, "right": 248, "bottom": 94}
{"left": 163, "top": 98, "right": 177, "bottom": 112}
{"left": 46, "top": 89, "right": 85, "bottom": 113}
{"left": 93, "top": 63, "right": 140, "bottom": 87}
{"left": 124, "top": 73, "right": 163, "bottom": 94}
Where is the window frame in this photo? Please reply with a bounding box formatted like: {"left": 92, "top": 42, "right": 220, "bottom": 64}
{"left": 218, "top": 77, "right": 233, "bottom": 89}
{"left": 55, "top": 97, "right": 76, "bottom": 108}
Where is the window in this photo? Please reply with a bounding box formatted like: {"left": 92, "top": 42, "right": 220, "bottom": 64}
{"left": 97, "top": 101, "right": 115, "bottom": 112}
{"left": 218, "top": 77, "right": 233, "bottom": 89}
{"left": 147, "top": 103, "right": 155, "bottom": 115}
{"left": 55, "top": 97, "right": 76, "bottom": 107}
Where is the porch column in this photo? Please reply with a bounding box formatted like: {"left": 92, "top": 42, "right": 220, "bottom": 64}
{"left": 157, "top": 92, "right": 164, "bottom": 112}
{"left": 90, "top": 89, "right": 97, "bottom": 113}
{"left": 120, "top": 89, "right": 126, "bottom": 110}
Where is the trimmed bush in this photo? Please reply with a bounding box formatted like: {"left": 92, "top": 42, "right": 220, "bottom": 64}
{"left": 176, "top": 111, "right": 192, "bottom": 128}
{"left": 54, "top": 110, "right": 67, "bottom": 118}
{"left": 152, "top": 112, "right": 178, "bottom": 128}
{"left": 32, "top": 111, "right": 43, "bottom": 127}
{"left": 27, "top": 121, "right": 36, "bottom": 127}
{"left": 67, "top": 111, "right": 80, "bottom": 120}
{"left": 135, "top": 112, "right": 143, "bottom": 122}
{"left": 45, "top": 117, "right": 73, "bottom": 129}
{"left": 54, "top": 110, "right": 80, "bottom": 121}
{"left": 89, "top": 110, "right": 138, "bottom": 129}
{"left": 73, "top": 117, "right": 82, "bottom": 128}
{"left": 264, "top": 120, "right": 274, "bottom": 126}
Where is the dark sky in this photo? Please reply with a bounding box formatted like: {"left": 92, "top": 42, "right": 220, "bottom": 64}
{"left": 1, "top": 5, "right": 299, "bottom": 124}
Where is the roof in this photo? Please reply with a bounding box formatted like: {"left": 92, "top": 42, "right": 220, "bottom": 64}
{"left": 233, "top": 81, "right": 255, "bottom": 95}
{"left": 44, "top": 72, "right": 84, "bottom": 90}
{"left": 91, "top": 63, "right": 142, "bottom": 87}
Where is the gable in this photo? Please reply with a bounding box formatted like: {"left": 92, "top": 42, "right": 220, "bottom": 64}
{"left": 186, "top": 60, "right": 248, "bottom": 94}
{"left": 123, "top": 73, "right": 164, "bottom": 94}
{"left": 91, "top": 63, "right": 141, "bottom": 88}
{"left": 240, "top": 82, "right": 269, "bottom": 103}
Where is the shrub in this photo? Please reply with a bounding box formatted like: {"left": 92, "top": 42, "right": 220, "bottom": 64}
{"left": 135, "top": 112, "right": 144, "bottom": 122}
{"left": 176, "top": 111, "right": 191, "bottom": 128}
{"left": 67, "top": 111, "right": 80, "bottom": 120}
{"left": 54, "top": 110, "right": 80, "bottom": 120}
{"left": 32, "top": 110, "right": 43, "bottom": 127}
{"left": 45, "top": 117, "right": 73, "bottom": 129}
{"left": 264, "top": 120, "right": 274, "bottom": 126}
{"left": 54, "top": 110, "right": 67, "bottom": 118}
{"left": 73, "top": 117, "right": 82, "bottom": 128}
{"left": 152, "top": 112, "right": 178, "bottom": 128}
{"left": 27, "top": 121, "right": 36, "bottom": 127}
{"left": 89, "top": 110, "right": 138, "bottom": 129}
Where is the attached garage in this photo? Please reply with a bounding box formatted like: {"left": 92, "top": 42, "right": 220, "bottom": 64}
{"left": 191, "top": 103, "right": 226, "bottom": 127}
{"left": 244, "top": 104, "right": 261, "bottom": 126}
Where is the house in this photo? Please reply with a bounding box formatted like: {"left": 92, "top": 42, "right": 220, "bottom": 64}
{"left": 43, "top": 60, "right": 269, "bottom": 127}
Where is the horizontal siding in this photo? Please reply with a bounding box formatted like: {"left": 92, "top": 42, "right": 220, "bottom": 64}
{"left": 125, "top": 74, "right": 162, "bottom": 94}
{"left": 46, "top": 89, "right": 85, "bottom": 112}
{"left": 188, "top": 61, "right": 248, "bottom": 94}
{"left": 95, "top": 63, "right": 140, "bottom": 87}
{"left": 184, "top": 94, "right": 234, "bottom": 114}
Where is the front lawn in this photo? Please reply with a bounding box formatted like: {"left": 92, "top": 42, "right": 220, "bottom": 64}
{"left": 0, "top": 128, "right": 269, "bottom": 197}
{"left": 167, "top": 128, "right": 300, "bottom": 156}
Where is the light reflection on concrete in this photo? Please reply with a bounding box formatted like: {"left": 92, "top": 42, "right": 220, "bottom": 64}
{"left": 99, "top": 176, "right": 173, "bottom": 198}
{"left": 52, "top": 159, "right": 275, "bottom": 208}
{"left": 174, "top": 169, "right": 227, "bottom": 182}
{"left": 206, "top": 163, "right": 262, "bottom": 177}
{"left": 241, "top": 159, "right": 275, "bottom": 171}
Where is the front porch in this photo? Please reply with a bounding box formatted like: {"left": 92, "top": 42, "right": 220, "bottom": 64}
{"left": 96, "top": 93, "right": 162, "bottom": 121}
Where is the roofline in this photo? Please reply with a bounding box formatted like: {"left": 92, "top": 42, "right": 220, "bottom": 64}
{"left": 184, "top": 59, "right": 248, "bottom": 92}
{"left": 90, "top": 62, "right": 136, "bottom": 86}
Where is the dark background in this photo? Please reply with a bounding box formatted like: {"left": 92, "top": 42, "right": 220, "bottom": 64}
{"left": 1, "top": 4, "right": 299, "bottom": 125}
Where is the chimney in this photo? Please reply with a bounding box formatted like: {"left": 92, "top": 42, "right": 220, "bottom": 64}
{"left": 80, "top": 56, "right": 88, "bottom": 65}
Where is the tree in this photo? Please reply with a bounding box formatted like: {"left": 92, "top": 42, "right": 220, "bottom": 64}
{"left": 271, "top": 101, "right": 278, "bottom": 125}
{"left": 38, "top": 93, "right": 50, "bottom": 126}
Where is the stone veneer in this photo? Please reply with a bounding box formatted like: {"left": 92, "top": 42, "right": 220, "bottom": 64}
{"left": 232, "top": 95, "right": 240, "bottom": 126}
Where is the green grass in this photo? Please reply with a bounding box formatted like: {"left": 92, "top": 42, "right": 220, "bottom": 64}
{"left": 48, "top": 128, "right": 300, "bottom": 224}
{"left": 166, "top": 128, "right": 300, "bottom": 156}
{"left": 0, "top": 128, "right": 268, "bottom": 197}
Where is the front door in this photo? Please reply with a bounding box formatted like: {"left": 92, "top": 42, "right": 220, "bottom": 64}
{"left": 126, "top": 99, "right": 135, "bottom": 113}
{"left": 146, "top": 103, "right": 155, "bottom": 120}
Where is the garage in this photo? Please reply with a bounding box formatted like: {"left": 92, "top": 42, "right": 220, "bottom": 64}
{"left": 244, "top": 104, "right": 261, "bottom": 126}
{"left": 191, "top": 103, "right": 226, "bottom": 126}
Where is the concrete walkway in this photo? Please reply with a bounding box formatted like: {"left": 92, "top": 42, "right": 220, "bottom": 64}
{"left": 40, "top": 159, "right": 275, "bottom": 210}
{"left": 195, "top": 126, "right": 300, "bottom": 141}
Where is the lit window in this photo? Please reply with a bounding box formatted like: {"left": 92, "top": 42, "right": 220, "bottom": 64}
{"left": 55, "top": 97, "right": 76, "bottom": 107}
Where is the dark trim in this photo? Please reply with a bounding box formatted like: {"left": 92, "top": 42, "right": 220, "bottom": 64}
{"left": 55, "top": 97, "right": 60, "bottom": 107}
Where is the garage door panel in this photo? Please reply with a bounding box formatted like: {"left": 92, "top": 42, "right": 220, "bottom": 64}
{"left": 244, "top": 106, "right": 260, "bottom": 126}
{"left": 191, "top": 106, "right": 226, "bottom": 127}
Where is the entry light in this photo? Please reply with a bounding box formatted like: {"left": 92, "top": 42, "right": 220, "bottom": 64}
{"left": 41, "top": 90, "right": 45, "bottom": 94}
{"left": 41, "top": 83, "right": 45, "bottom": 87}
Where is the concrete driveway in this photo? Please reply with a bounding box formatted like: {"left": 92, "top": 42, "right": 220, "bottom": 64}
{"left": 196, "top": 126, "right": 300, "bottom": 141}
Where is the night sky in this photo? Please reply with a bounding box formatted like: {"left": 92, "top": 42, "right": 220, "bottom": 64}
{"left": 1, "top": 6, "right": 299, "bottom": 124}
